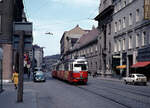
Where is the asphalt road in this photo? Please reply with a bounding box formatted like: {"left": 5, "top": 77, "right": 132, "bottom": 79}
{"left": 25, "top": 73, "right": 150, "bottom": 108}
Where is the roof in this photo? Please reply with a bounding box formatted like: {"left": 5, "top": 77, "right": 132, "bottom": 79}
{"left": 60, "top": 25, "right": 89, "bottom": 43}
{"left": 131, "top": 61, "right": 150, "bottom": 68}
{"left": 74, "top": 28, "right": 99, "bottom": 49}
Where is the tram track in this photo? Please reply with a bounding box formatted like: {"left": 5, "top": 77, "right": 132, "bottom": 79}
{"left": 91, "top": 79, "right": 150, "bottom": 97}
{"left": 76, "top": 86, "right": 132, "bottom": 108}
{"left": 87, "top": 84, "right": 150, "bottom": 105}
{"left": 52, "top": 77, "right": 150, "bottom": 108}
{"left": 92, "top": 81, "right": 150, "bottom": 98}
{"left": 75, "top": 84, "right": 150, "bottom": 108}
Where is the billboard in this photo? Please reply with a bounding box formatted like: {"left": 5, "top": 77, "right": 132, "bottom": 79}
{"left": 144, "top": 0, "right": 150, "bottom": 20}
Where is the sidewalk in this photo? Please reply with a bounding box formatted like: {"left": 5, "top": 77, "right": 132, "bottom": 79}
{"left": 0, "top": 83, "right": 37, "bottom": 108}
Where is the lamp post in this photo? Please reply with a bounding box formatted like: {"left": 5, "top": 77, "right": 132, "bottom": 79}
{"left": 17, "top": 31, "right": 24, "bottom": 102}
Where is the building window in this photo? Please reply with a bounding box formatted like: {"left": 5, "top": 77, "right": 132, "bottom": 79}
{"left": 114, "top": 41, "right": 117, "bottom": 52}
{"left": 136, "top": 9, "right": 140, "bottom": 22}
{"left": 136, "top": 34, "right": 139, "bottom": 47}
{"left": 118, "top": 19, "right": 121, "bottom": 31}
{"left": 108, "top": 23, "right": 111, "bottom": 35}
{"left": 95, "top": 46, "right": 98, "bottom": 52}
{"left": 0, "top": 15, "right": 1, "bottom": 33}
{"left": 123, "top": 1, "right": 127, "bottom": 7}
{"left": 114, "top": 5, "right": 117, "bottom": 13}
{"left": 129, "top": 0, "right": 133, "bottom": 3}
{"left": 109, "top": 42, "right": 111, "bottom": 53}
{"left": 115, "top": 22, "right": 117, "bottom": 32}
{"left": 91, "top": 47, "right": 93, "bottom": 53}
{"left": 118, "top": 2, "right": 121, "bottom": 11}
{"left": 129, "top": 13, "right": 132, "bottom": 25}
{"left": 122, "top": 39, "right": 125, "bottom": 50}
{"left": 123, "top": 17, "right": 126, "bottom": 28}
{"left": 129, "top": 36, "right": 132, "bottom": 49}
{"left": 142, "top": 32, "right": 146, "bottom": 46}
{"left": 118, "top": 40, "right": 121, "bottom": 51}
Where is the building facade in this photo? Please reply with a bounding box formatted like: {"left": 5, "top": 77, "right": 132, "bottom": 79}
{"left": 95, "top": 0, "right": 114, "bottom": 76}
{"left": 112, "top": 0, "right": 150, "bottom": 77}
{"left": 0, "top": 0, "right": 24, "bottom": 82}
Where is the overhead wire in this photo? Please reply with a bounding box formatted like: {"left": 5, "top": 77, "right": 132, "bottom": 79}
{"left": 23, "top": 0, "right": 99, "bottom": 32}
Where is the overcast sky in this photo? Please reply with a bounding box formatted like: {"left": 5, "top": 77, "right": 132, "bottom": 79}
{"left": 23, "top": 0, "right": 99, "bottom": 56}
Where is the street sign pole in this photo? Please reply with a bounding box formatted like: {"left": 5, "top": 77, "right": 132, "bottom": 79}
{"left": 17, "top": 31, "right": 24, "bottom": 102}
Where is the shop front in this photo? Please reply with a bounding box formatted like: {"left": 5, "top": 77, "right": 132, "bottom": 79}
{"left": 131, "top": 47, "right": 150, "bottom": 80}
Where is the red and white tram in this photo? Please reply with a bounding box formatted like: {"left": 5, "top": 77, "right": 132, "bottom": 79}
{"left": 52, "top": 57, "right": 88, "bottom": 84}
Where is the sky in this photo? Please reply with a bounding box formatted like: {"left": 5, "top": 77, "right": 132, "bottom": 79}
{"left": 23, "top": 0, "right": 100, "bottom": 56}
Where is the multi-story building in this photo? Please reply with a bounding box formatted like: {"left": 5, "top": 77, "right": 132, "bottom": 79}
{"left": 43, "top": 54, "right": 60, "bottom": 72}
{"left": 112, "top": 0, "right": 150, "bottom": 78}
{"left": 0, "top": 0, "right": 24, "bottom": 83}
{"left": 0, "top": 0, "right": 33, "bottom": 85}
{"left": 60, "top": 25, "right": 89, "bottom": 60}
{"left": 95, "top": 0, "right": 114, "bottom": 76}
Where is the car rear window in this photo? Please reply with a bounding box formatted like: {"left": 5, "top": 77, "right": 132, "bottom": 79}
{"left": 136, "top": 74, "right": 145, "bottom": 77}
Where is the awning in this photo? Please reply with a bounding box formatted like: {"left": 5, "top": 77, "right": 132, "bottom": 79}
{"left": 116, "top": 65, "right": 126, "bottom": 69}
{"left": 131, "top": 61, "right": 150, "bottom": 68}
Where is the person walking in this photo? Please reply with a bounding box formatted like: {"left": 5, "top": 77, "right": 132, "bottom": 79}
{"left": 12, "top": 71, "right": 19, "bottom": 89}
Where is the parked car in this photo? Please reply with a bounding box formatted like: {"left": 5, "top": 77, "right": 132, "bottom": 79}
{"left": 34, "top": 71, "right": 46, "bottom": 82}
{"left": 33, "top": 67, "right": 42, "bottom": 79}
{"left": 123, "top": 74, "right": 147, "bottom": 85}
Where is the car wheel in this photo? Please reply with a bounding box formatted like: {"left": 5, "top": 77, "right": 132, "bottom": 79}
{"left": 143, "top": 82, "right": 147, "bottom": 86}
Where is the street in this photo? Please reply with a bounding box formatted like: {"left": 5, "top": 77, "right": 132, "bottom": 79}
{"left": 24, "top": 73, "right": 150, "bottom": 108}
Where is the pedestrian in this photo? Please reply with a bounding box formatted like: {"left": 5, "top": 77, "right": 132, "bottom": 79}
{"left": 12, "top": 71, "right": 19, "bottom": 89}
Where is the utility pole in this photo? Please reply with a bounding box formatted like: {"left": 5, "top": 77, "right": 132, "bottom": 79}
{"left": 17, "top": 31, "right": 24, "bottom": 102}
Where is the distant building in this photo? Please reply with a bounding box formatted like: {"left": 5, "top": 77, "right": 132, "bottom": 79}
{"left": 33, "top": 45, "right": 44, "bottom": 68}
{"left": 43, "top": 54, "right": 60, "bottom": 72}
{"left": 71, "top": 26, "right": 99, "bottom": 75}
{"left": 60, "top": 25, "right": 89, "bottom": 60}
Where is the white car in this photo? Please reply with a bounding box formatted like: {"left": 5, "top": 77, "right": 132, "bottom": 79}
{"left": 123, "top": 74, "right": 147, "bottom": 85}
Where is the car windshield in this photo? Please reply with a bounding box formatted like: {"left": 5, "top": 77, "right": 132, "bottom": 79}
{"left": 36, "top": 71, "right": 44, "bottom": 75}
{"left": 74, "top": 64, "right": 87, "bottom": 70}
{"left": 136, "top": 74, "right": 145, "bottom": 77}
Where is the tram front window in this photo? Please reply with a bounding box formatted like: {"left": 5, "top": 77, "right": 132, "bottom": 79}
{"left": 74, "top": 64, "right": 87, "bottom": 70}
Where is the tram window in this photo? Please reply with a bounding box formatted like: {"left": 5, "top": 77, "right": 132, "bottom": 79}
{"left": 74, "top": 64, "right": 87, "bottom": 70}
{"left": 70, "top": 64, "right": 73, "bottom": 71}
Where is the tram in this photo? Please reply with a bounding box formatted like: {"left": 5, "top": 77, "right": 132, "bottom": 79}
{"left": 52, "top": 57, "right": 88, "bottom": 84}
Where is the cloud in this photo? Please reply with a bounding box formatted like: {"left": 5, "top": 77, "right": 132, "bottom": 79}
{"left": 51, "top": 0, "right": 99, "bottom": 7}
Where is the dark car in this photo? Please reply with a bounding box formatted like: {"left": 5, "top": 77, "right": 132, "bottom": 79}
{"left": 34, "top": 71, "right": 46, "bottom": 82}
